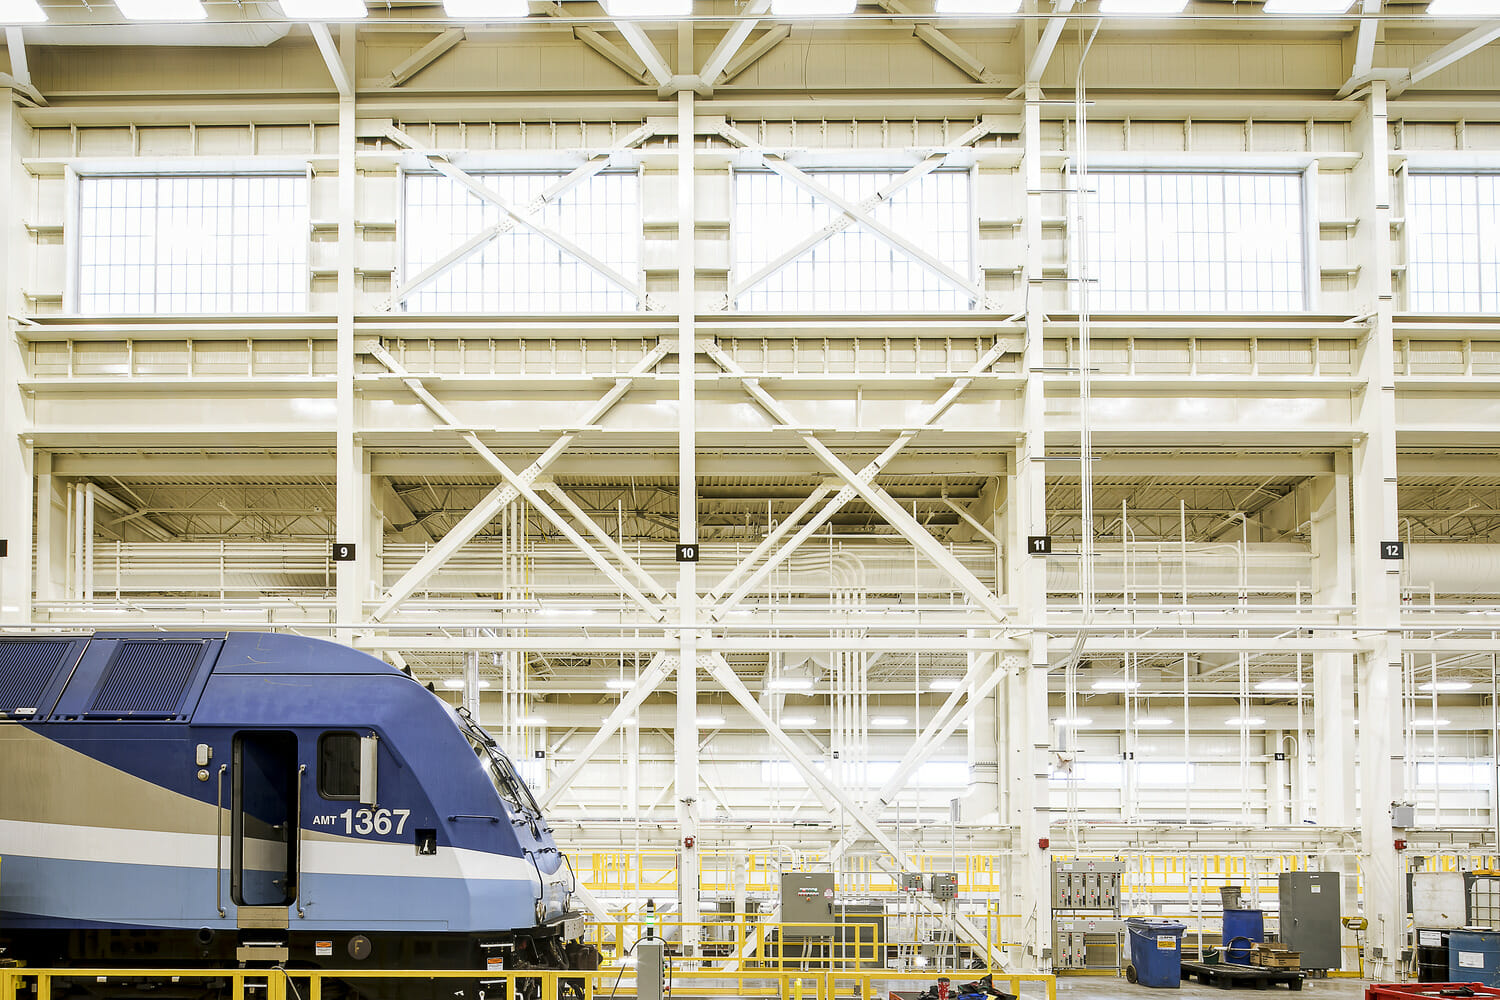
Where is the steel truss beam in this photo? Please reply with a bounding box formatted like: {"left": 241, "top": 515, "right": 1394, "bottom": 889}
{"left": 382, "top": 124, "right": 650, "bottom": 305}
{"left": 371, "top": 28, "right": 466, "bottom": 89}
{"left": 1391, "top": 19, "right": 1500, "bottom": 96}
{"left": 701, "top": 0, "right": 771, "bottom": 87}
{"left": 367, "top": 342, "right": 670, "bottom": 622}
{"left": 716, "top": 122, "right": 997, "bottom": 309}
{"left": 614, "top": 21, "right": 673, "bottom": 89}
{"left": 719, "top": 24, "right": 791, "bottom": 83}
{"left": 703, "top": 651, "right": 1008, "bottom": 968}
{"left": 705, "top": 340, "right": 1011, "bottom": 623}
{"left": 538, "top": 653, "right": 676, "bottom": 809}
{"left": 383, "top": 121, "right": 659, "bottom": 310}
{"left": 309, "top": 23, "right": 352, "bottom": 98}
{"left": 539, "top": 480, "right": 671, "bottom": 600}
{"left": 830, "top": 652, "right": 1013, "bottom": 864}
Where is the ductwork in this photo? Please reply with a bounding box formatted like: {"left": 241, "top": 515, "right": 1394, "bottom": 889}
{"left": 19, "top": 22, "right": 293, "bottom": 47}
{"left": 1406, "top": 543, "right": 1500, "bottom": 596}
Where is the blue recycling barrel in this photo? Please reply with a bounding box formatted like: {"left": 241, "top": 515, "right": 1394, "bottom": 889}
{"left": 1222, "top": 908, "right": 1264, "bottom": 964}
{"left": 1127, "top": 919, "right": 1186, "bottom": 988}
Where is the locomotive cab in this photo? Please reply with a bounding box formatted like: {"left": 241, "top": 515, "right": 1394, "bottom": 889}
{"left": 0, "top": 631, "right": 587, "bottom": 976}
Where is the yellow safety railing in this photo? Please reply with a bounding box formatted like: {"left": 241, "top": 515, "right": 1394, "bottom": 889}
{"left": 0, "top": 967, "right": 1058, "bottom": 1000}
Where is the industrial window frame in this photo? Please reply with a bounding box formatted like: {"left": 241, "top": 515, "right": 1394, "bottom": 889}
{"left": 1081, "top": 168, "right": 1311, "bottom": 313}
{"left": 1405, "top": 171, "right": 1500, "bottom": 314}
{"left": 74, "top": 172, "right": 309, "bottom": 316}
{"left": 399, "top": 167, "right": 643, "bottom": 314}
{"left": 731, "top": 166, "right": 977, "bottom": 313}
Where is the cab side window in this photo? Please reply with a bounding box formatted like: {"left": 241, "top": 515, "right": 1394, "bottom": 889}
{"left": 319, "top": 731, "right": 361, "bottom": 800}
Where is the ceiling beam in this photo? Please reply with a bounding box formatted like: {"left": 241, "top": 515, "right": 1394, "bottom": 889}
{"left": 719, "top": 24, "right": 791, "bottom": 83}
{"left": 613, "top": 20, "right": 674, "bottom": 89}
{"left": 573, "top": 26, "right": 652, "bottom": 84}
{"left": 308, "top": 22, "right": 352, "bottom": 98}
{"left": 1024, "top": 0, "right": 1076, "bottom": 88}
{"left": 701, "top": 0, "right": 772, "bottom": 87}
{"left": 1337, "top": 0, "right": 1381, "bottom": 98}
{"left": 371, "top": 28, "right": 466, "bottom": 88}
{"left": 1391, "top": 19, "right": 1500, "bottom": 96}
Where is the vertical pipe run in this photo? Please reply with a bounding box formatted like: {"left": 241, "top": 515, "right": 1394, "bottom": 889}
{"left": 675, "top": 82, "right": 701, "bottom": 954}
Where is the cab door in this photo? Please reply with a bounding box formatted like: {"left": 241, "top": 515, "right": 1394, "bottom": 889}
{"left": 231, "top": 730, "right": 301, "bottom": 928}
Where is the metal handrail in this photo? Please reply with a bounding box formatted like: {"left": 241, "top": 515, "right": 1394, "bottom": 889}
{"left": 294, "top": 763, "right": 306, "bottom": 918}
{"left": 215, "top": 763, "right": 227, "bottom": 917}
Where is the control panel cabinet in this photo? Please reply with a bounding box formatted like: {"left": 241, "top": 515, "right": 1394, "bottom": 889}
{"left": 1278, "top": 871, "right": 1342, "bottom": 970}
{"left": 780, "top": 872, "right": 835, "bottom": 940}
{"left": 1052, "top": 860, "right": 1124, "bottom": 910}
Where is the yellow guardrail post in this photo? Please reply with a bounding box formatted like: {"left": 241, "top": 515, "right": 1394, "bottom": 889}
{"left": 35, "top": 973, "right": 49, "bottom": 1000}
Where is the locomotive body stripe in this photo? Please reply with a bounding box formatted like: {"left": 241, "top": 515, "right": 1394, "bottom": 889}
{"left": 0, "top": 855, "right": 539, "bottom": 932}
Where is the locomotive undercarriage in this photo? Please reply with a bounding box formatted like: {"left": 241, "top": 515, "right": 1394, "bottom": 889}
{"left": 2, "top": 925, "right": 601, "bottom": 1000}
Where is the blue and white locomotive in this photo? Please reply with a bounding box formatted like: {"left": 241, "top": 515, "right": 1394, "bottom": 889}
{"left": 0, "top": 631, "right": 592, "bottom": 976}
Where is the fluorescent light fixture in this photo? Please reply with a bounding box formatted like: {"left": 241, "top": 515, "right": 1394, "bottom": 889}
{"left": 278, "top": 0, "right": 367, "bottom": 17}
{"left": 1225, "top": 716, "right": 1267, "bottom": 726}
{"left": 768, "top": 677, "right": 814, "bottom": 691}
{"left": 475, "top": 679, "right": 492, "bottom": 689}
{"left": 1091, "top": 679, "right": 1140, "bottom": 691}
{"left": 935, "top": 0, "right": 1022, "bottom": 10}
{"left": 1261, "top": 0, "right": 1354, "bottom": 12}
{"left": 1420, "top": 680, "right": 1473, "bottom": 692}
{"left": 1412, "top": 717, "right": 1453, "bottom": 727}
{"left": 871, "top": 716, "right": 910, "bottom": 727}
{"left": 601, "top": 0, "right": 691, "bottom": 15}
{"left": 1426, "top": 0, "right": 1499, "bottom": 14}
{"left": 697, "top": 714, "right": 726, "bottom": 727}
{"left": 929, "top": 677, "right": 963, "bottom": 691}
{"left": 443, "top": 0, "right": 531, "bottom": 14}
{"left": 781, "top": 715, "right": 818, "bottom": 727}
{"left": 0, "top": 0, "right": 45, "bottom": 21}
{"left": 1052, "top": 716, "right": 1093, "bottom": 727}
{"left": 605, "top": 678, "right": 636, "bottom": 690}
{"left": 1098, "top": 0, "right": 1189, "bottom": 12}
{"left": 442, "top": 679, "right": 466, "bottom": 690}
{"left": 117, "top": 0, "right": 206, "bottom": 17}
{"left": 771, "top": 0, "right": 857, "bottom": 14}
{"left": 619, "top": 715, "right": 639, "bottom": 726}
{"left": 519, "top": 714, "right": 548, "bottom": 726}
{"left": 1255, "top": 680, "right": 1305, "bottom": 692}
{"left": 1134, "top": 716, "right": 1174, "bottom": 727}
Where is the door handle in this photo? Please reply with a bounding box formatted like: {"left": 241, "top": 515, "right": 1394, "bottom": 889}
{"left": 294, "top": 763, "right": 306, "bottom": 917}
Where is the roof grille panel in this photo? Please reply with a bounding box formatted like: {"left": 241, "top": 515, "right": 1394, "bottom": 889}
{"left": 0, "top": 641, "right": 73, "bottom": 717}
{"left": 89, "top": 640, "right": 207, "bottom": 719}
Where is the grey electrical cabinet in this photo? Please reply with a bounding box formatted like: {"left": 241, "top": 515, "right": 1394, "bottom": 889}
{"left": 1279, "top": 871, "right": 1342, "bottom": 970}
{"left": 780, "top": 872, "right": 835, "bottom": 939}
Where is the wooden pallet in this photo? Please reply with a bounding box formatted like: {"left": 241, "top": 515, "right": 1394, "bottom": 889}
{"left": 1179, "top": 960, "right": 1305, "bottom": 990}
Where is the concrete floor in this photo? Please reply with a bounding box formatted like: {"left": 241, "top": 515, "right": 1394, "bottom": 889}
{"left": 1054, "top": 976, "right": 1374, "bottom": 1000}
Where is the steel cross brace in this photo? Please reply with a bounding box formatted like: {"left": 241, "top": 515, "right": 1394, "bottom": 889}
{"left": 828, "top": 652, "right": 1019, "bottom": 865}
{"left": 367, "top": 341, "right": 671, "bottom": 623}
{"left": 717, "top": 121, "right": 997, "bottom": 309}
{"left": 703, "top": 651, "right": 1008, "bottom": 968}
{"left": 538, "top": 652, "right": 678, "bottom": 809}
{"left": 383, "top": 124, "right": 651, "bottom": 306}
{"left": 383, "top": 121, "right": 659, "bottom": 310}
{"left": 704, "top": 339, "right": 1012, "bottom": 623}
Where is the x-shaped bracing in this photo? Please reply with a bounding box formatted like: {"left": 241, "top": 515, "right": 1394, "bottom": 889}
{"left": 381, "top": 122, "right": 661, "bottom": 311}
{"left": 717, "top": 120, "right": 999, "bottom": 310}
{"left": 367, "top": 341, "right": 672, "bottom": 623}
{"left": 703, "top": 338, "right": 1013, "bottom": 624}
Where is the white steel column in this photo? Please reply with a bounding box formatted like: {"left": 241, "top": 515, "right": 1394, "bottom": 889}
{"left": 1352, "top": 80, "right": 1403, "bottom": 980}
{"left": 0, "top": 94, "right": 30, "bottom": 625}
{"left": 1008, "top": 82, "right": 1052, "bottom": 972}
{"left": 675, "top": 78, "right": 701, "bottom": 954}
{"left": 1311, "top": 463, "right": 1357, "bottom": 826}
{"left": 335, "top": 27, "right": 364, "bottom": 632}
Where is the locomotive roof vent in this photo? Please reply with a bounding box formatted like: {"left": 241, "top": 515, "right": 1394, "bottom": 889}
{"left": 86, "top": 639, "right": 213, "bottom": 720}
{"left": 0, "top": 639, "right": 80, "bottom": 718}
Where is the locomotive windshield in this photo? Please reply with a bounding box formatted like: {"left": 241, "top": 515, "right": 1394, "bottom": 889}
{"left": 456, "top": 707, "right": 546, "bottom": 824}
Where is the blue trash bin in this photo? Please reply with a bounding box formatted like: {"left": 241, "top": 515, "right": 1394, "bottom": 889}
{"left": 1126, "top": 919, "right": 1186, "bottom": 989}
